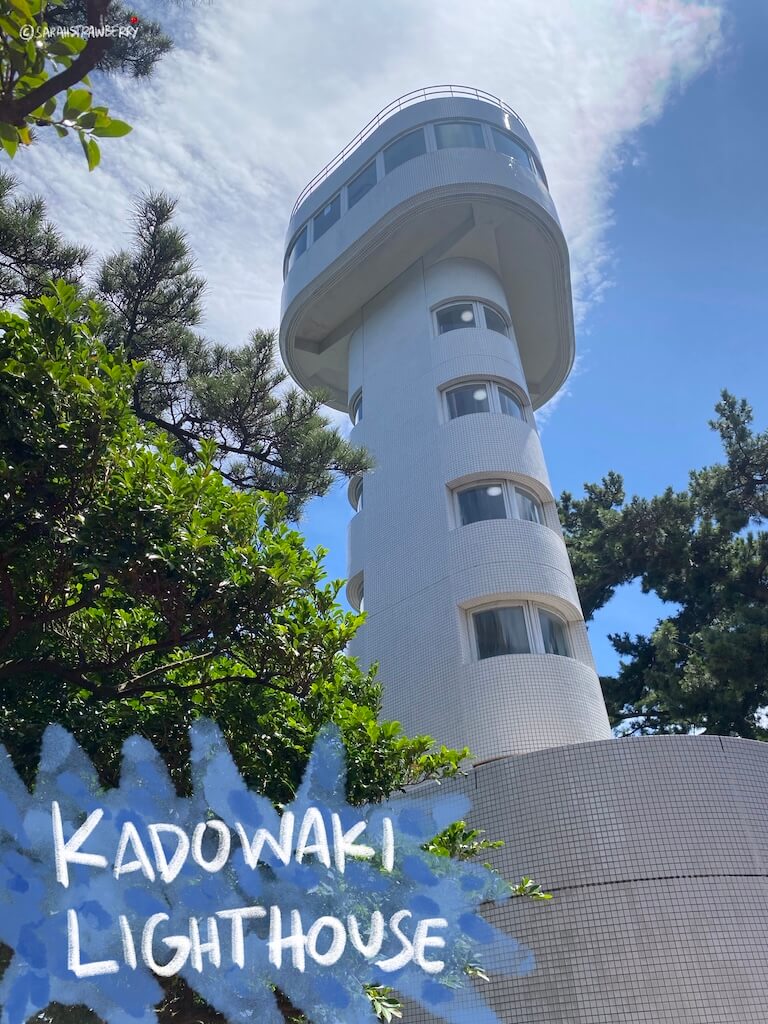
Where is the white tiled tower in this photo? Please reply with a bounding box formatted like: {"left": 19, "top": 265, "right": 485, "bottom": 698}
{"left": 280, "top": 86, "right": 611, "bottom": 761}
{"left": 280, "top": 88, "right": 768, "bottom": 1024}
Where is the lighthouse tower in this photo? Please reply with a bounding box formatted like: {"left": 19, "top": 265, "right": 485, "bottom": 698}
{"left": 279, "top": 86, "right": 610, "bottom": 760}
{"left": 280, "top": 88, "right": 768, "bottom": 1024}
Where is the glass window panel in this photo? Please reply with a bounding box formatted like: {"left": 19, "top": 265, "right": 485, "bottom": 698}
{"left": 539, "top": 609, "right": 570, "bottom": 657}
{"left": 434, "top": 121, "right": 485, "bottom": 151}
{"left": 436, "top": 302, "right": 476, "bottom": 333}
{"left": 354, "top": 479, "right": 363, "bottom": 512}
{"left": 491, "top": 128, "right": 533, "bottom": 170}
{"left": 287, "top": 226, "right": 308, "bottom": 271}
{"left": 474, "top": 606, "right": 530, "bottom": 659}
{"left": 458, "top": 484, "right": 506, "bottom": 526}
{"left": 531, "top": 155, "right": 548, "bottom": 186}
{"left": 483, "top": 305, "right": 509, "bottom": 336}
{"left": 350, "top": 392, "right": 362, "bottom": 425}
{"left": 313, "top": 194, "right": 341, "bottom": 241}
{"left": 515, "top": 488, "right": 543, "bottom": 524}
{"left": 383, "top": 129, "right": 427, "bottom": 173}
{"left": 348, "top": 161, "right": 377, "bottom": 208}
{"left": 498, "top": 386, "right": 524, "bottom": 420}
{"left": 446, "top": 383, "right": 490, "bottom": 419}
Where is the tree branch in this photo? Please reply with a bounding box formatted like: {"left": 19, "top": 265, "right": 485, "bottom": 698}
{"left": 0, "top": 1, "right": 112, "bottom": 126}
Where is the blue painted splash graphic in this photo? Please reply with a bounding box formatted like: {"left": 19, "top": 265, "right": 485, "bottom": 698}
{"left": 0, "top": 722, "right": 534, "bottom": 1024}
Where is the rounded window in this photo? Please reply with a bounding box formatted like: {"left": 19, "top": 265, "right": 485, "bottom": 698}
{"left": 436, "top": 302, "right": 476, "bottom": 333}
{"left": 349, "top": 391, "right": 362, "bottom": 426}
{"left": 514, "top": 487, "right": 543, "bottom": 525}
{"left": 445, "top": 383, "right": 490, "bottom": 419}
{"left": 497, "top": 386, "right": 524, "bottom": 419}
{"left": 444, "top": 380, "right": 527, "bottom": 422}
{"left": 539, "top": 608, "right": 570, "bottom": 657}
{"left": 348, "top": 573, "right": 364, "bottom": 612}
{"left": 349, "top": 476, "right": 363, "bottom": 513}
{"left": 474, "top": 606, "right": 530, "bottom": 659}
{"left": 457, "top": 483, "right": 506, "bottom": 526}
{"left": 434, "top": 121, "right": 485, "bottom": 151}
{"left": 286, "top": 225, "right": 308, "bottom": 272}
{"left": 482, "top": 305, "right": 510, "bottom": 337}
{"left": 348, "top": 161, "right": 377, "bottom": 209}
{"left": 313, "top": 194, "right": 341, "bottom": 241}
{"left": 383, "top": 128, "right": 427, "bottom": 174}
{"left": 454, "top": 480, "right": 544, "bottom": 528}
{"left": 490, "top": 127, "right": 534, "bottom": 170}
{"left": 434, "top": 300, "right": 511, "bottom": 338}
{"left": 471, "top": 602, "right": 572, "bottom": 661}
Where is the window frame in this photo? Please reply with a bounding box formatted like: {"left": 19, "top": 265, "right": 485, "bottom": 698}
{"left": 347, "top": 160, "right": 378, "bottom": 209}
{"left": 433, "top": 119, "right": 486, "bottom": 152}
{"left": 383, "top": 127, "right": 427, "bottom": 174}
{"left": 349, "top": 390, "right": 363, "bottom": 426}
{"left": 472, "top": 603, "right": 531, "bottom": 660}
{"left": 482, "top": 304, "right": 510, "bottom": 337}
{"left": 444, "top": 381, "right": 492, "bottom": 420}
{"left": 455, "top": 481, "right": 508, "bottom": 526}
{"left": 313, "top": 193, "right": 341, "bottom": 242}
{"left": 453, "top": 478, "right": 544, "bottom": 528}
{"left": 469, "top": 601, "right": 572, "bottom": 661}
{"left": 489, "top": 126, "right": 536, "bottom": 175}
{"left": 538, "top": 607, "right": 571, "bottom": 657}
{"left": 433, "top": 299, "right": 512, "bottom": 338}
{"left": 512, "top": 484, "right": 544, "bottom": 525}
{"left": 530, "top": 153, "right": 548, "bottom": 187}
{"left": 496, "top": 384, "right": 526, "bottom": 420}
{"left": 435, "top": 300, "right": 477, "bottom": 334}
{"left": 286, "top": 224, "right": 309, "bottom": 274}
{"left": 442, "top": 379, "right": 529, "bottom": 424}
{"left": 348, "top": 573, "right": 364, "bottom": 613}
{"left": 349, "top": 474, "right": 364, "bottom": 513}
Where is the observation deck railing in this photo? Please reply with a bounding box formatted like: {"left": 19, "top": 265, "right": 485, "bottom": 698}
{"left": 290, "top": 85, "right": 529, "bottom": 216}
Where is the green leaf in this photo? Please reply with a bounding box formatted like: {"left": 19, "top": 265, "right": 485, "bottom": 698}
{"left": 8, "top": 0, "right": 34, "bottom": 17}
{"left": 47, "top": 35, "right": 83, "bottom": 56}
{"left": 79, "top": 133, "right": 100, "bottom": 171}
{"left": 91, "top": 119, "right": 132, "bottom": 138}
{"left": 0, "top": 124, "right": 19, "bottom": 157}
{"left": 63, "top": 88, "right": 91, "bottom": 120}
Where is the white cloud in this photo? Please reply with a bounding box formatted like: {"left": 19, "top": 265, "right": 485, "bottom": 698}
{"left": 15, "top": 0, "right": 723, "bottom": 362}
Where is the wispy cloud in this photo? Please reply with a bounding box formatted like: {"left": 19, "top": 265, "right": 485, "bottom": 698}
{"left": 15, "top": 0, "right": 724, "bottom": 365}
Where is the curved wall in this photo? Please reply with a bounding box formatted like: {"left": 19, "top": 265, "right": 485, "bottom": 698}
{"left": 346, "top": 257, "right": 609, "bottom": 758}
{"left": 405, "top": 735, "right": 768, "bottom": 1023}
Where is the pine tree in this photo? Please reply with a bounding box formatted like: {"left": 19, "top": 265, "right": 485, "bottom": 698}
{"left": 0, "top": 179, "right": 369, "bottom": 516}
{"left": 560, "top": 393, "right": 768, "bottom": 738}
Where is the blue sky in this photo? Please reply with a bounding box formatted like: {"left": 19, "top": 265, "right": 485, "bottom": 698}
{"left": 14, "top": 0, "right": 765, "bottom": 678}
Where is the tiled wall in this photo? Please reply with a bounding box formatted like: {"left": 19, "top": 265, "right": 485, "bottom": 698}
{"left": 346, "top": 256, "right": 610, "bottom": 759}
{"left": 402, "top": 734, "right": 768, "bottom": 1023}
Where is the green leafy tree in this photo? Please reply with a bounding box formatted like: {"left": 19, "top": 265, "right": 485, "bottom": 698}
{"left": 2, "top": 286, "right": 543, "bottom": 1024}
{"left": 0, "top": 284, "right": 458, "bottom": 800}
{"left": 560, "top": 392, "right": 768, "bottom": 738}
{"left": 0, "top": 0, "right": 141, "bottom": 166}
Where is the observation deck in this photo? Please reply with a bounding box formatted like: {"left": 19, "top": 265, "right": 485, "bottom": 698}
{"left": 279, "top": 86, "right": 575, "bottom": 411}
